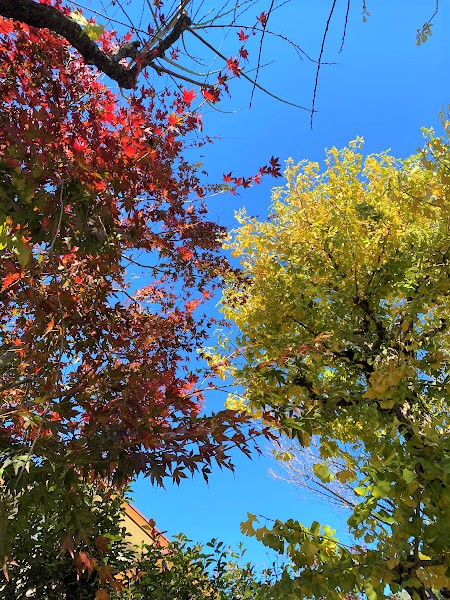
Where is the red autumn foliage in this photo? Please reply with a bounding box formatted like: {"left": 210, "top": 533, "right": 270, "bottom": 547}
{"left": 238, "top": 28, "right": 249, "bottom": 42}
{"left": 257, "top": 11, "right": 268, "bottom": 27}
{"left": 239, "top": 47, "right": 249, "bottom": 61}
{"left": 201, "top": 86, "right": 221, "bottom": 103}
{"left": 0, "top": 15, "right": 268, "bottom": 497}
{"left": 226, "top": 56, "right": 241, "bottom": 77}
{"left": 182, "top": 88, "right": 197, "bottom": 106}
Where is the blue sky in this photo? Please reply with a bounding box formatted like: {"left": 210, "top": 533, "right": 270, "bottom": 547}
{"left": 84, "top": 0, "right": 450, "bottom": 566}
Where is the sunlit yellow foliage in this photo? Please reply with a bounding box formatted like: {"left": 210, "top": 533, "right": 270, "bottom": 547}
{"left": 216, "top": 119, "right": 450, "bottom": 598}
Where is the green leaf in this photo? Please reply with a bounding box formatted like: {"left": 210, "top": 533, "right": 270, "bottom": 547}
{"left": 371, "top": 480, "right": 391, "bottom": 499}
{"left": 364, "top": 582, "right": 378, "bottom": 600}
{"left": 378, "top": 399, "right": 396, "bottom": 409}
{"left": 301, "top": 538, "right": 318, "bottom": 559}
{"left": 416, "top": 23, "right": 433, "bottom": 46}
{"left": 354, "top": 486, "right": 367, "bottom": 496}
{"left": 310, "top": 521, "right": 320, "bottom": 535}
{"left": 13, "top": 239, "right": 31, "bottom": 268}
{"left": 441, "top": 456, "right": 450, "bottom": 474}
{"left": 402, "top": 468, "right": 416, "bottom": 483}
{"left": 375, "top": 509, "right": 396, "bottom": 525}
{"left": 313, "top": 462, "right": 335, "bottom": 483}
{"left": 261, "top": 533, "right": 284, "bottom": 553}
{"left": 322, "top": 525, "right": 336, "bottom": 538}
{"left": 240, "top": 514, "right": 258, "bottom": 536}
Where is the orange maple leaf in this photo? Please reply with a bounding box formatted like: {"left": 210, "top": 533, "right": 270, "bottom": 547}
{"left": 1, "top": 272, "right": 22, "bottom": 291}
{"left": 44, "top": 318, "right": 55, "bottom": 335}
{"left": 0, "top": 18, "right": 14, "bottom": 35}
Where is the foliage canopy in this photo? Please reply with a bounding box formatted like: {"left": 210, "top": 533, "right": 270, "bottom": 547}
{"left": 0, "top": 9, "right": 276, "bottom": 586}
{"left": 1, "top": 483, "right": 274, "bottom": 599}
{"left": 216, "top": 122, "right": 450, "bottom": 599}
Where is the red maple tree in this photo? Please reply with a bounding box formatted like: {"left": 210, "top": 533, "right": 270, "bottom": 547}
{"left": 0, "top": 11, "right": 279, "bottom": 581}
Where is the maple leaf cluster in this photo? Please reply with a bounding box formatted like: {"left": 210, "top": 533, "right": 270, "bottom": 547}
{"left": 0, "top": 2, "right": 287, "bottom": 587}
{"left": 223, "top": 157, "right": 281, "bottom": 192}
{"left": 0, "top": 17, "right": 267, "bottom": 523}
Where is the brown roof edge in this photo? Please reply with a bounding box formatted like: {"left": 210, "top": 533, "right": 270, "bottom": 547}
{"left": 123, "top": 502, "right": 170, "bottom": 547}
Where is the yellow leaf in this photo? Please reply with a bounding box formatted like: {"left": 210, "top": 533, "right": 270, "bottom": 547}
{"left": 386, "top": 557, "right": 399, "bottom": 569}
{"left": 71, "top": 10, "right": 105, "bottom": 41}
{"left": 401, "top": 317, "right": 412, "bottom": 332}
{"left": 378, "top": 399, "right": 396, "bottom": 409}
{"left": 418, "top": 552, "right": 431, "bottom": 561}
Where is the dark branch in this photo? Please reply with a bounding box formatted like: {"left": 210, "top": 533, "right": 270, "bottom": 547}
{"left": 0, "top": 376, "right": 35, "bottom": 394}
{"left": 250, "top": 0, "right": 274, "bottom": 107}
{"left": 310, "top": 0, "right": 338, "bottom": 128}
{"left": 339, "top": 0, "right": 351, "bottom": 53}
{"left": 189, "top": 27, "right": 312, "bottom": 111}
{"left": 0, "top": 0, "right": 191, "bottom": 88}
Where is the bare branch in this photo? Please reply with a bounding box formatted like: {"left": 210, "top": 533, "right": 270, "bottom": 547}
{"left": 339, "top": 0, "right": 351, "bottom": 53}
{"left": 189, "top": 26, "right": 312, "bottom": 111}
{"left": 249, "top": 0, "right": 274, "bottom": 107}
{"left": 192, "top": 23, "right": 320, "bottom": 64}
{"left": 310, "top": 0, "right": 338, "bottom": 128}
{"left": 0, "top": 0, "right": 191, "bottom": 88}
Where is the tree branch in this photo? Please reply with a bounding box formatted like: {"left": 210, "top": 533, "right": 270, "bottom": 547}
{"left": 0, "top": 0, "right": 191, "bottom": 88}
{"left": 310, "top": 0, "right": 338, "bottom": 128}
{"left": 0, "top": 376, "right": 35, "bottom": 394}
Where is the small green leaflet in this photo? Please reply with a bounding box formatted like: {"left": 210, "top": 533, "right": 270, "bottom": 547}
{"left": 371, "top": 480, "right": 391, "bottom": 499}
{"left": 70, "top": 10, "right": 105, "bottom": 41}
{"left": 313, "top": 462, "right": 335, "bottom": 483}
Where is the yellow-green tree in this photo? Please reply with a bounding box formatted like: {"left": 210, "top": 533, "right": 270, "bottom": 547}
{"left": 214, "top": 121, "right": 450, "bottom": 599}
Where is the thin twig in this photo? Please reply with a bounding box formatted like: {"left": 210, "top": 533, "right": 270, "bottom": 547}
{"left": 250, "top": 0, "right": 274, "bottom": 107}
{"left": 192, "top": 23, "right": 322, "bottom": 64}
{"left": 152, "top": 62, "right": 208, "bottom": 87}
{"left": 189, "top": 27, "right": 312, "bottom": 111}
{"left": 339, "top": 0, "right": 351, "bottom": 53}
{"left": 310, "top": 0, "right": 338, "bottom": 128}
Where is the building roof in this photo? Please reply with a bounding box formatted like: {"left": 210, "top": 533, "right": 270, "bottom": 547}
{"left": 121, "top": 503, "right": 170, "bottom": 549}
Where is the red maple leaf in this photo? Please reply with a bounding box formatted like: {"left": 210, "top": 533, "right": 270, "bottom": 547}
{"left": 201, "top": 87, "right": 220, "bottom": 103}
{"left": 121, "top": 138, "right": 139, "bottom": 157}
{"left": 257, "top": 11, "right": 268, "bottom": 27}
{"left": 226, "top": 57, "right": 241, "bottom": 77}
{"left": 238, "top": 28, "right": 249, "bottom": 41}
{"left": 182, "top": 88, "right": 197, "bottom": 105}
{"left": 239, "top": 47, "right": 249, "bottom": 60}
{"left": 168, "top": 112, "right": 182, "bottom": 126}
{"left": 217, "top": 72, "right": 228, "bottom": 86}
{"left": 73, "top": 140, "right": 87, "bottom": 153}
{"left": 178, "top": 246, "right": 194, "bottom": 261}
{"left": 0, "top": 18, "right": 14, "bottom": 34}
{"left": 186, "top": 298, "right": 201, "bottom": 312}
{"left": 270, "top": 156, "right": 280, "bottom": 168}
{"left": 267, "top": 156, "right": 282, "bottom": 177}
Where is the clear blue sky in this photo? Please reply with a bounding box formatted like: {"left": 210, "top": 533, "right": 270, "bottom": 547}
{"left": 86, "top": 0, "right": 450, "bottom": 566}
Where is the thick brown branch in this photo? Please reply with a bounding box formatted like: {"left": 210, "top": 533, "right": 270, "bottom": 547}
{"left": 0, "top": 0, "right": 191, "bottom": 88}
